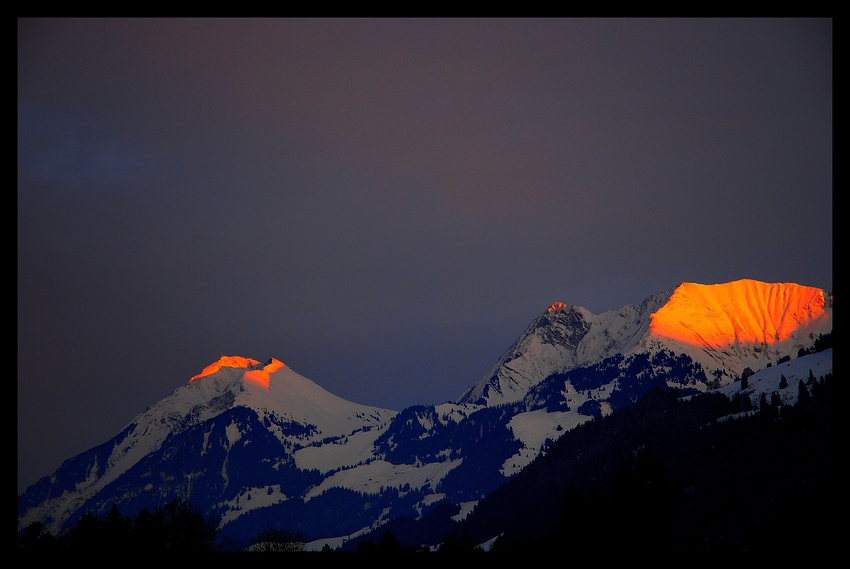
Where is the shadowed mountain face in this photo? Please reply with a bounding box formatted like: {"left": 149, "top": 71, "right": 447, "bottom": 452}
{"left": 18, "top": 279, "right": 832, "bottom": 550}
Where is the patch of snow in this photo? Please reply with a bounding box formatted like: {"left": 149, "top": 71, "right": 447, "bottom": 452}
{"left": 434, "top": 402, "right": 482, "bottom": 425}
{"left": 501, "top": 408, "right": 593, "bottom": 476}
{"left": 293, "top": 427, "right": 386, "bottom": 474}
{"left": 302, "top": 524, "right": 374, "bottom": 552}
{"left": 225, "top": 420, "right": 242, "bottom": 448}
{"left": 304, "top": 459, "right": 462, "bottom": 501}
{"left": 716, "top": 349, "right": 832, "bottom": 408}
{"left": 218, "top": 484, "right": 288, "bottom": 526}
{"left": 201, "top": 424, "right": 214, "bottom": 456}
{"left": 413, "top": 492, "right": 447, "bottom": 519}
{"left": 452, "top": 500, "right": 478, "bottom": 522}
{"left": 479, "top": 534, "right": 502, "bottom": 552}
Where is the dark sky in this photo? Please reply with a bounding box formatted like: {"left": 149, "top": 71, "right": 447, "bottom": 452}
{"left": 17, "top": 19, "right": 832, "bottom": 493}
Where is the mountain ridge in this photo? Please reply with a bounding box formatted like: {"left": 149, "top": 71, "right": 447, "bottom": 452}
{"left": 459, "top": 279, "right": 831, "bottom": 407}
{"left": 18, "top": 278, "right": 832, "bottom": 549}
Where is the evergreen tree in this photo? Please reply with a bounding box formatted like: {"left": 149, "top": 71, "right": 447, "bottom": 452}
{"left": 131, "top": 507, "right": 166, "bottom": 550}
{"left": 18, "top": 521, "right": 59, "bottom": 551}
{"left": 740, "top": 367, "right": 753, "bottom": 390}
{"left": 65, "top": 510, "right": 101, "bottom": 552}
{"left": 779, "top": 375, "right": 788, "bottom": 389}
{"left": 437, "top": 533, "right": 481, "bottom": 553}
{"left": 159, "top": 499, "right": 221, "bottom": 552}
{"left": 102, "top": 503, "right": 132, "bottom": 553}
{"left": 378, "top": 530, "right": 401, "bottom": 553}
{"left": 797, "top": 380, "right": 810, "bottom": 407}
{"left": 356, "top": 538, "right": 378, "bottom": 553}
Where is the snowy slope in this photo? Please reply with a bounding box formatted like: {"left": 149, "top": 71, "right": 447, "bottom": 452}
{"left": 715, "top": 348, "right": 832, "bottom": 409}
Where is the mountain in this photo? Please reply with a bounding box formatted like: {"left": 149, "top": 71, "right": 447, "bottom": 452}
{"left": 17, "top": 279, "right": 832, "bottom": 550}
{"left": 460, "top": 279, "right": 831, "bottom": 406}
{"left": 17, "top": 357, "right": 398, "bottom": 540}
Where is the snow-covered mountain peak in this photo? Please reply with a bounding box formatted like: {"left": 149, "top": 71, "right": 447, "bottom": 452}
{"left": 459, "top": 280, "right": 830, "bottom": 407}
{"left": 457, "top": 289, "right": 674, "bottom": 407}
{"left": 230, "top": 358, "right": 397, "bottom": 434}
{"left": 18, "top": 354, "right": 399, "bottom": 536}
{"left": 180, "top": 356, "right": 298, "bottom": 402}
{"left": 170, "top": 355, "right": 398, "bottom": 438}
{"left": 642, "top": 280, "right": 832, "bottom": 376}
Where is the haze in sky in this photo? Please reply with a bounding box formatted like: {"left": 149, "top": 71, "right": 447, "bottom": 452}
{"left": 17, "top": 18, "right": 832, "bottom": 493}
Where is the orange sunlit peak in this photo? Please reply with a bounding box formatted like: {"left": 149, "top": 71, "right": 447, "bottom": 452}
{"left": 547, "top": 302, "right": 568, "bottom": 313}
{"left": 648, "top": 280, "right": 829, "bottom": 347}
{"left": 190, "top": 355, "right": 262, "bottom": 381}
{"left": 243, "top": 358, "right": 286, "bottom": 390}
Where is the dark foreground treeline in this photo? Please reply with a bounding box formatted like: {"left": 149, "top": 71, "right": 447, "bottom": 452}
{"left": 487, "top": 374, "right": 836, "bottom": 558}
{"left": 17, "top": 499, "right": 222, "bottom": 552}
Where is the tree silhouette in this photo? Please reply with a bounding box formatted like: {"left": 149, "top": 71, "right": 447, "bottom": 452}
{"left": 159, "top": 499, "right": 221, "bottom": 552}
{"left": 22, "top": 500, "right": 224, "bottom": 552}
{"left": 18, "top": 521, "right": 59, "bottom": 551}
{"left": 437, "top": 533, "right": 481, "bottom": 553}
{"left": 740, "top": 367, "right": 754, "bottom": 390}
{"left": 770, "top": 391, "right": 781, "bottom": 409}
{"left": 378, "top": 530, "right": 401, "bottom": 553}
{"left": 102, "top": 503, "right": 132, "bottom": 553}
{"left": 131, "top": 507, "right": 166, "bottom": 550}
{"left": 65, "top": 510, "right": 101, "bottom": 552}
{"left": 797, "top": 379, "right": 810, "bottom": 407}
{"left": 356, "top": 538, "right": 378, "bottom": 553}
